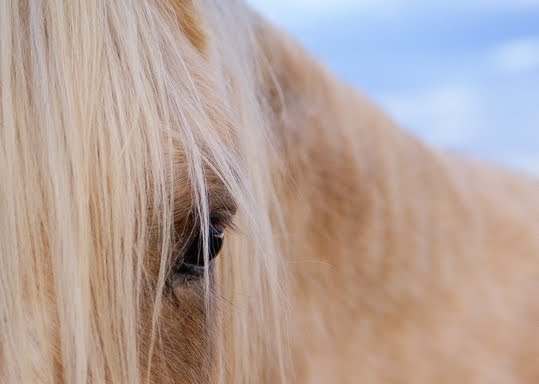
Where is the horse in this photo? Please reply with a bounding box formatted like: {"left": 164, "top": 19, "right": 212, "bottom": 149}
{"left": 1, "top": 0, "right": 538, "bottom": 383}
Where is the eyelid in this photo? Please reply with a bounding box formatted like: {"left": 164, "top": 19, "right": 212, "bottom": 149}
{"left": 209, "top": 209, "right": 237, "bottom": 232}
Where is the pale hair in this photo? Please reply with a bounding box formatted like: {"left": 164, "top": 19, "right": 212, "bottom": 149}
{"left": 0, "top": 1, "right": 285, "bottom": 383}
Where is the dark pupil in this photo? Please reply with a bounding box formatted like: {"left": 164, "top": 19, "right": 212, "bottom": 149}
{"left": 182, "top": 224, "right": 224, "bottom": 268}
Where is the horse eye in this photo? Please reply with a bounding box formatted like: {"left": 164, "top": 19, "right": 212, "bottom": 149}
{"left": 177, "top": 221, "right": 224, "bottom": 278}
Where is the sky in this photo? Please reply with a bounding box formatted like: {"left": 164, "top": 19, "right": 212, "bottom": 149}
{"left": 248, "top": 0, "right": 539, "bottom": 177}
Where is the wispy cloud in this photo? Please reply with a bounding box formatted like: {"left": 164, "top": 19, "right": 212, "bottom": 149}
{"left": 504, "top": 154, "right": 539, "bottom": 177}
{"left": 491, "top": 37, "right": 539, "bottom": 74}
{"left": 377, "top": 85, "right": 485, "bottom": 148}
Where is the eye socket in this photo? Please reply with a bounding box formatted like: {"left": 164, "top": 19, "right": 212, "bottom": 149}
{"left": 176, "top": 219, "right": 225, "bottom": 278}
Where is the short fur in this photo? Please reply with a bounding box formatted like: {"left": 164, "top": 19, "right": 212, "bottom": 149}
{"left": 1, "top": 0, "right": 538, "bottom": 383}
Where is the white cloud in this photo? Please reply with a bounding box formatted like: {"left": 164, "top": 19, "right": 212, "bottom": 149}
{"left": 504, "top": 154, "right": 539, "bottom": 177}
{"left": 491, "top": 38, "right": 539, "bottom": 74}
{"left": 377, "top": 85, "right": 486, "bottom": 148}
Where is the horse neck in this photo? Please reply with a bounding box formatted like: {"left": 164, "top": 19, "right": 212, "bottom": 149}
{"left": 255, "top": 19, "right": 539, "bottom": 381}
{"left": 256, "top": 21, "right": 442, "bottom": 273}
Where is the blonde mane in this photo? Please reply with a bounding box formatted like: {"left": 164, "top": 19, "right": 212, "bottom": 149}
{"left": 0, "top": 1, "right": 285, "bottom": 382}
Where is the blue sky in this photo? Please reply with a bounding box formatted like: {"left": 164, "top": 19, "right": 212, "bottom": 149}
{"left": 248, "top": 0, "right": 539, "bottom": 177}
